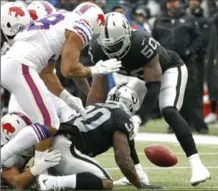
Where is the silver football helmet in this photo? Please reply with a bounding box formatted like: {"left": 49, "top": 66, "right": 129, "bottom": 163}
{"left": 106, "top": 85, "right": 140, "bottom": 116}
{"left": 97, "top": 12, "right": 131, "bottom": 59}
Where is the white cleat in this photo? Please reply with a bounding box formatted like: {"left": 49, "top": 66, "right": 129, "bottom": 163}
{"left": 38, "top": 174, "right": 59, "bottom": 190}
{"left": 204, "top": 113, "right": 217, "bottom": 124}
{"left": 190, "top": 165, "right": 211, "bottom": 186}
{"left": 113, "top": 177, "right": 131, "bottom": 186}
{"left": 114, "top": 170, "right": 149, "bottom": 186}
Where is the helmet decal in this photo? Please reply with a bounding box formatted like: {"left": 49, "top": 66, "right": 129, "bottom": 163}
{"left": 9, "top": 7, "right": 25, "bottom": 17}
{"left": 2, "top": 123, "right": 16, "bottom": 134}
{"left": 97, "top": 14, "right": 105, "bottom": 26}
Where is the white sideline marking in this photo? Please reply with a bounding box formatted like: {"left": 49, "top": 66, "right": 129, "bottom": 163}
{"left": 135, "top": 133, "right": 218, "bottom": 145}
{"left": 106, "top": 166, "right": 218, "bottom": 171}
{"left": 103, "top": 152, "right": 218, "bottom": 156}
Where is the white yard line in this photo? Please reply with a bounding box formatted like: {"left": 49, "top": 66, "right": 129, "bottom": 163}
{"left": 135, "top": 133, "right": 218, "bottom": 145}
{"left": 103, "top": 152, "right": 218, "bottom": 156}
{"left": 106, "top": 166, "right": 218, "bottom": 171}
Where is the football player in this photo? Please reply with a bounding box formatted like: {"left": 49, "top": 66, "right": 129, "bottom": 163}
{"left": 1, "top": 113, "right": 61, "bottom": 189}
{"left": 38, "top": 85, "right": 161, "bottom": 190}
{"left": 84, "top": 12, "right": 210, "bottom": 185}
{"left": 1, "top": 2, "right": 121, "bottom": 171}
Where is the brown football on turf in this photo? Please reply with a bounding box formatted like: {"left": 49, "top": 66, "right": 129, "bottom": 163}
{"left": 144, "top": 144, "right": 178, "bottom": 167}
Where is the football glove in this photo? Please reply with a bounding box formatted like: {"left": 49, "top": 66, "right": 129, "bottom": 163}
{"left": 30, "top": 150, "right": 61, "bottom": 176}
{"left": 90, "top": 58, "right": 122, "bottom": 75}
{"left": 59, "top": 90, "right": 86, "bottom": 117}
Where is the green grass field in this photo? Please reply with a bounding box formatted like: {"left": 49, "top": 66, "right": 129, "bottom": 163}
{"left": 95, "top": 119, "right": 218, "bottom": 190}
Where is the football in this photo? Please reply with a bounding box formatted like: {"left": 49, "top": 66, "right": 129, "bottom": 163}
{"left": 144, "top": 144, "right": 178, "bottom": 167}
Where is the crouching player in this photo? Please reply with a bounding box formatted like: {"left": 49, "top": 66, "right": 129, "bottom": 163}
{"left": 38, "top": 85, "right": 161, "bottom": 190}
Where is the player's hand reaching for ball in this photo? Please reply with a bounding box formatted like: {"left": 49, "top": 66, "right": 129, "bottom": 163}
{"left": 59, "top": 90, "right": 86, "bottom": 116}
{"left": 90, "top": 58, "right": 122, "bottom": 75}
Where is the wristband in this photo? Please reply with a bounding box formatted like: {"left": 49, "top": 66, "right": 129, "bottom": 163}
{"left": 59, "top": 89, "right": 71, "bottom": 102}
{"left": 30, "top": 165, "right": 39, "bottom": 176}
{"left": 89, "top": 66, "right": 98, "bottom": 76}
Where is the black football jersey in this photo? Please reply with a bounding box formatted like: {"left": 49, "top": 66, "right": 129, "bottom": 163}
{"left": 56, "top": 103, "right": 134, "bottom": 157}
{"left": 81, "top": 30, "right": 184, "bottom": 80}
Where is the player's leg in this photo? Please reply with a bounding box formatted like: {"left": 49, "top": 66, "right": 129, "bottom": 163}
{"left": 1, "top": 59, "right": 59, "bottom": 164}
{"left": 8, "top": 94, "right": 25, "bottom": 114}
{"left": 39, "top": 135, "right": 112, "bottom": 190}
{"left": 159, "top": 65, "right": 210, "bottom": 185}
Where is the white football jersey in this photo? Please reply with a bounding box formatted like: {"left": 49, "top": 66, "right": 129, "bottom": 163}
{"left": 5, "top": 11, "right": 93, "bottom": 72}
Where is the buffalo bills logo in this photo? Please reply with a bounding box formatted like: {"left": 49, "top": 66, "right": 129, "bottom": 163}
{"left": 96, "top": 14, "right": 105, "bottom": 26}
{"left": 9, "top": 7, "right": 25, "bottom": 17}
{"left": 2, "top": 123, "right": 15, "bottom": 135}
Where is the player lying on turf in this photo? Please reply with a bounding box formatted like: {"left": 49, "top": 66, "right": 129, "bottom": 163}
{"left": 38, "top": 85, "right": 161, "bottom": 190}
{"left": 84, "top": 12, "right": 210, "bottom": 185}
{"left": 1, "top": 2, "right": 121, "bottom": 176}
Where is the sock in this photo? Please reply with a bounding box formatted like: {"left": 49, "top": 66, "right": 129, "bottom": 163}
{"left": 129, "top": 140, "right": 140, "bottom": 164}
{"left": 162, "top": 107, "right": 198, "bottom": 157}
{"left": 211, "top": 100, "right": 217, "bottom": 113}
{"left": 1, "top": 125, "right": 39, "bottom": 163}
{"left": 189, "top": 154, "right": 203, "bottom": 169}
{"left": 135, "top": 163, "right": 143, "bottom": 172}
{"left": 55, "top": 174, "right": 76, "bottom": 189}
{"left": 76, "top": 173, "right": 104, "bottom": 190}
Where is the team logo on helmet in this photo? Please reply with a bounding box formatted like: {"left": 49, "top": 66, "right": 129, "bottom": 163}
{"left": 97, "top": 14, "right": 105, "bottom": 26}
{"left": 9, "top": 7, "right": 25, "bottom": 17}
{"left": 2, "top": 123, "right": 16, "bottom": 135}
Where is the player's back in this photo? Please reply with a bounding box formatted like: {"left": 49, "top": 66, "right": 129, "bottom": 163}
{"left": 57, "top": 103, "right": 133, "bottom": 157}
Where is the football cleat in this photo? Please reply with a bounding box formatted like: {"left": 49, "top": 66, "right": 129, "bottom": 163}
{"left": 204, "top": 113, "right": 217, "bottom": 124}
{"left": 38, "top": 174, "right": 61, "bottom": 191}
{"left": 190, "top": 165, "right": 211, "bottom": 186}
{"left": 114, "top": 170, "right": 149, "bottom": 186}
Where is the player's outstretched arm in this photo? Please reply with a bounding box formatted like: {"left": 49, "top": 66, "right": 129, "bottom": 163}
{"left": 113, "top": 131, "right": 141, "bottom": 189}
{"left": 136, "top": 55, "right": 162, "bottom": 122}
{"left": 40, "top": 63, "right": 86, "bottom": 115}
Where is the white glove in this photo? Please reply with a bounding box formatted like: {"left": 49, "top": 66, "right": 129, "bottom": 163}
{"left": 30, "top": 150, "right": 61, "bottom": 176}
{"left": 131, "top": 115, "right": 142, "bottom": 139}
{"left": 90, "top": 58, "right": 122, "bottom": 75}
{"left": 59, "top": 90, "right": 86, "bottom": 117}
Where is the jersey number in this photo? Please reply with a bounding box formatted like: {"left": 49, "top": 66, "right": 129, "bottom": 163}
{"left": 27, "top": 14, "right": 65, "bottom": 31}
{"left": 73, "top": 105, "right": 111, "bottom": 131}
{"left": 141, "top": 38, "right": 157, "bottom": 59}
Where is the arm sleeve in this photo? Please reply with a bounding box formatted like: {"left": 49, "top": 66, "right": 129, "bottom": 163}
{"left": 66, "top": 20, "right": 93, "bottom": 47}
